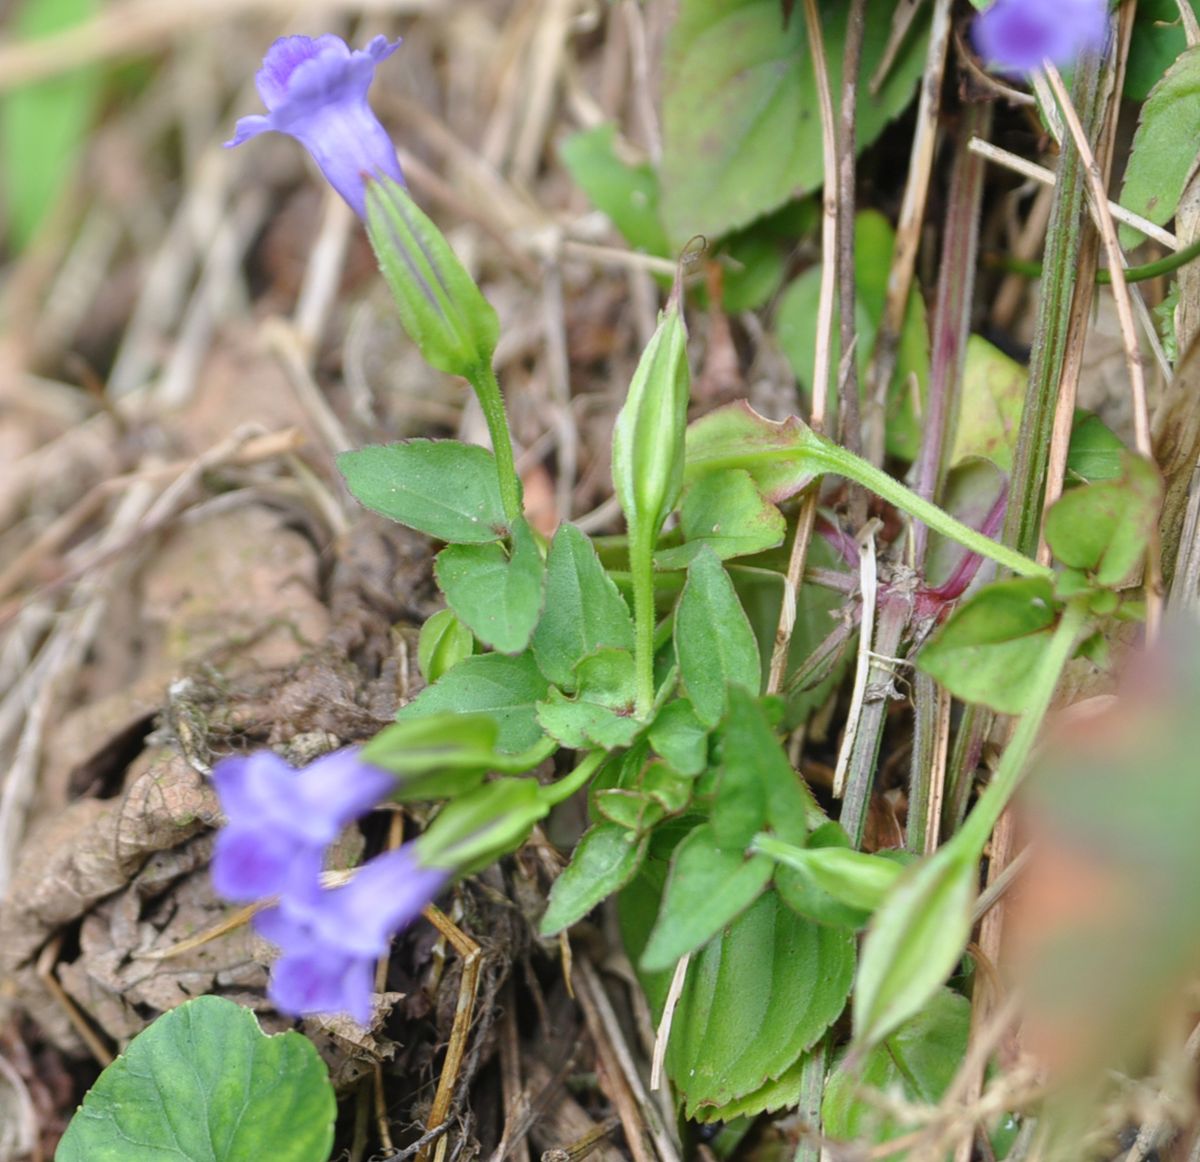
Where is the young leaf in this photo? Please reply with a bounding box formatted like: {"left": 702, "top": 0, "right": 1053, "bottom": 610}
{"left": 654, "top": 469, "right": 786, "bottom": 569}
{"left": 664, "top": 890, "right": 855, "bottom": 1122}
{"left": 640, "top": 822, "right": 773, "bottom": 971}
{"left": 756, "top": 835, "right": 904, "bottom": 912}
{"left": 339, "top": 440, "right": 508, "bottom": 543}
{"left": 660, "top": 0, "right": 928, "bottom": 243}
{"left": 436, "top": 517, "right": 545, "bottom": 653}
{"left": 417, "top": 777, "right": 547, "bottom": 872}
{"left": 648, "top": 698, "right": 710, "bottom": 776}
{"left": 852, "top": 842, "right": 977, "bottom": 1054}
{"left": 532, "top": 523, "right": 635, "bottom": 689}
{"left": 824, "top": 989, "right": 970, "bottom": 1146}
{"left": 713, "top": 685, "right": 819, "bottom": 848}
{"left": 1118, "top": 45, "right": 1200, "bottom": 247}
{"left": 1043, "top": 452, "right": 1163, "bottom": 588}
{"left": 540, "top": 823, "right": 649, "bottom": 935}
{"left": 396, "top": 651, "right": 549, "bottom": 753}
{"left": 595, "top": 788, "right": 667, "bottom": 832}
{"left": 559, "top": 123, "right": 670, "bottom": 256}
{"left": 365, "top": 178, "right": 500, "bottom": 376}
{"left": 57, "top": 996, "right": 334, "bottom": 1162}
{"left": 917, "top": 577, "right": 1059, "bottom": 714}
{"left": 418, "top": 608, "right": 475, "bottom": 683}
{"left": 675, "top": 548, "right": 762, "bottom": 726}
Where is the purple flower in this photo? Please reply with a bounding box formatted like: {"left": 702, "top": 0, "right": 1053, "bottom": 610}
{"left": 211, "top": 748, "right": 395, "bottom": 903}
{"left": 254, "top": 845, "right": 448, "bottom": 1023}
{"left": 226, "top": 34, "right": 405, "bottom": 219}
{"left": 973, "top": 0, "right": 1108, "bottom": 74}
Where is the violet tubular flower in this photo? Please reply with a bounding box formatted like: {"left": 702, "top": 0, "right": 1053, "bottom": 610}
{"left": 226, "top": 34, "right": 405, "bottom": 219}
{"left": 210, "top": 748, "right": 395, "bottom": 903}
{"left": 254, "top": 845, "right": 448, "bottom": 1024}
{"left": 973, "top": 0, "right": 1108, "bottom": 74}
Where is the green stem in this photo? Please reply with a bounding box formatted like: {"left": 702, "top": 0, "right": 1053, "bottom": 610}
{"left": 540, "top": 749, "right": 606, "bottom": 808}
{"left": 808, "top": 439, "right": 1053, "bottom": 579}
{"left": 989, "top": 231, "right": 1200, "bottom": 285}
{"left": 467, "top": 362, "right": 524, "bottom": 524}
{"left": 954, "top": 596, "right": 1089, "bottom": 858}
{"left": 628, "top": 531, "right": 658, "bottom": 720}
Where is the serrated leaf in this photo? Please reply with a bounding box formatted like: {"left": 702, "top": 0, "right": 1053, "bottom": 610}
{"left": 541, "top": 823, "right": 648, "bottom": 934}
{"left": 655, "top": 469, "right": 786, "bottom": 569}
{"left": 532, "top": 524, "right": 635, "bottom": 689}
{"left": 339, "top": 440, "right": 508, "bottom": 543}
{"left": 1044, "top": 452, "right": 1163, "bottom": 587}
{"left": 917, "top": 577, "right": 1060, "bottom": 713}
{"left": 2, "top": 0, "right": 100, "bottom": 250}
{"left": 666, "top": 890, "right": 854, "bottom": 1121}
{"left": 1125, "top": 0, "right": 1200, "bottom": 101}
{"left": 1119, "top": 45, "right": 1200, "bottom": 246}
{"left": 852, "top": 844, "right": 977, "bottom": 1053}
{"left": 396, "top": 651, "right": 549, "bottom": 753}
{"left": 536, "top": 688, "right": 643, "bottom": 750}
{"left": 436, "top": 517, "right": 545, "bottom": 653}
{"left": 675, "top": 548, "right": 762, "bottom": 726}
{"left": 57, "top": 996, "right": 334, "bottom": 1162}
{"left": 640, "top": 822, "right": 773, "bottom": 970}
{"left": 824, "top": 989, "right": 970, "bottom": 1146}
{"left": 660, "top": 0, "right": 927, "bottom": 243}
{"left": 560, "top": 123, "right": 669, "bottom": 255}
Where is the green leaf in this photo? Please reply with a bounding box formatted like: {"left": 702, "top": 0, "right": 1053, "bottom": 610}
{"left": 648, "top": 698, "right": 710, "bottom": 777}
{"left": 1126, "top": 0, "right": 1200, "bottom": 101}
{"left": 917, "top": 577, "right": 1059, "bottom": 714}
{"left": 396, "top": 651, "right": 549, "bottom": 753}
{"left": 1066, "top": 412, "right": 1126, "bottom": 484}
{"left": 654, "top": 469, "right": 786, "bottom": 569}
{"left": 56, "top": 996, "right": 334, "bottom": 1162}
{"left": 852, "top": 843, "right": 977, "bottom": 1053}
{"left": 665, "top": 891, "right": 854, "bottom": 1121}
{"left": 1044, "top": 452, "right": 1163, "bottom": 588}
{"left": 436, "top": 517, "right": 545, "bottom": 653}
{"left": 339, "top": 440, "right": 508, "bottom": 543}
{"left": 684, "top": 401, "right": 823, "bottom": 503}
{"left": 947, "top": 335, "right": 1028, "bottom": 473}
{"left": 773, "top": 822, "right": 875, "bottom": 929}
{"left": 574, "top": 647, "right": 637, "bottom": 707}
{"left": 417, "top": 777, "right": 547, "bottom": 872}
{"left": 640, "top": 823, "right": 773, "bottom": 971}
{"left": 595, "top": 788, "right": 667, "bottom": 831}
{"left": 775, "top": 211, "right": 929, "bottom": 460}
{"left": 541, "top": 823, "right": 648, "bottom": 934}
{"left": 365, "top": 178, "right": 499, "bottom": 377}
{"left": 2, "top": 0, "right": 101, "bottom": 250}
{"left": 532, "top": 523, "right": 635, "bottom": 690}
{"left": 536, "top": 688, "right": 643, "bottom": 750}
{"left": 824, "top": 989, "right": 970, "bottom": 1146}
{"left": 713, "top": 686, "right": 818, "bottom": 848}
{"left": 559, "top": 124, "right": 670, "bottom": 255}
{"left": 660, "top": 0, "right": 927, "bottom": 243}
{"left": 418, "top": 609, "right": 475, "bottom": 684}
{"left": 1119, "top": 45, "right": 1200, "bottom": 247}
{"left": 756, "top": 835, "right": 903, "bottom": 912}
{"left": 675, "top": 549, "right": 762, "bottom": 726}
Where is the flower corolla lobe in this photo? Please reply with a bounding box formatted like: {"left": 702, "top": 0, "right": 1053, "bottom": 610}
{"left": 973, "top": 0, "right": 1108, "bottom": 75}
{"left": 226, "top": 34, "right": 404, "bottom": 219}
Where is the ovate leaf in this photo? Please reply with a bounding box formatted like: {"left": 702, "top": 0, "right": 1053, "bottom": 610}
{"left": 396, "top": 651, "right": 549, "bottom": 753}
{"left": 1118, "top": 44, "right": 1200, "bottom": 247}
{"left": 655, "top": 469, "right": 786, "bottom": 569}
{"left": 57, "top": 996, "right": 334, "bottom": 1162}
{"left": 339, "top": 440, "right": 508, "bottom": 543}
{"left": 917, "top": 577, "right": 1059, "bottom": 714}
{"left": 540, "top": 823, "right": 648, "bottom": 934}
{"left": 640, "top": 823, "right": 773, "bottom": 971}
{"left": 660, "top": 0, "right": 928, "bottom": 242}
{"left": 532, "top": 523, "right": 635, "bottom": 689}
{"left": 436, "top": 517, "right": 545, "bottom": 653}
{"left": 675, "top": 548, "right": 762, "bottom": 725}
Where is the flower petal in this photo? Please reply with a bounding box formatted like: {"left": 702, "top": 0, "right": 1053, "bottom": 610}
{"left": 255, "top": 34, "right": 348, "bottom": 110}
{"left": 224, "top": 114, "right": 273, "bottom": 148}
{"left": 212, "top": 826, "right": 324, "bottom": 902}
{"left": 270, "top": 946, "right": 376, "bottom": 1024}
{"left": 295, "top": 749, "right": 396, "bottom": 828}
